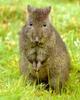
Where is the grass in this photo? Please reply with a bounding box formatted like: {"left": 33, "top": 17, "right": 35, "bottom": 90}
{"left": 0, "top": 0, "right": 80, "bottom": 100}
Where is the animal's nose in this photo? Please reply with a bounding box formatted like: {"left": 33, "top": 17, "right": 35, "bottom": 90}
{"left": 34, "top": 37, "right": 39, "bottom": 43}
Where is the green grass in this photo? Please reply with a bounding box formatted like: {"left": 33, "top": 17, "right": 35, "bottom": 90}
{"left": 0, "top": 0, "right": 80, "bottom": 100}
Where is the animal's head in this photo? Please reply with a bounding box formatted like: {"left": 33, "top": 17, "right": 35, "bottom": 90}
{"left": 26, "top": 5, "right": 53, "bottom": 46}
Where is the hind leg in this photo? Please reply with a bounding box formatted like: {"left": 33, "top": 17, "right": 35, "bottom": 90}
{"left": 49, "top": 74, "right": 60, "bottom": 94}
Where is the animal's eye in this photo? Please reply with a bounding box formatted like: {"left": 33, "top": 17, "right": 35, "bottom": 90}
{"left": 29, "top": 21, "right": 33, "bottom": 26}
{"left": 43, "top": 24, "right": 47, "bottom": 27}
{"left": 29, "top": 23, "right": 33, "bottom": 26}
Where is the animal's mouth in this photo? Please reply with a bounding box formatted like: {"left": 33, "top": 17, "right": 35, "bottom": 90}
{"left": 31, "top": 42, "right": 44, "bottom": 48}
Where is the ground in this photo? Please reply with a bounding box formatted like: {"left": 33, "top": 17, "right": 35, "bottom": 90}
{"left": 0, "top": 0, "right": 80, "bottom": 100}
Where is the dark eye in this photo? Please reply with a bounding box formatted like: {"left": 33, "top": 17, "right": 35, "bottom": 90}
{"left": 29, "top": 23, "right": 33, "bottom": 26}
{"left": 43, "top": 24, "right": 47, "bottom": 27}
{"left": 29, "top": 21, "right": 33, "bottom": 26}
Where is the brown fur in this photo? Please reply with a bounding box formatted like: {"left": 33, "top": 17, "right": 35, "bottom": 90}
{"left": 19, "top": 5, "right": 70, "bottom": 93}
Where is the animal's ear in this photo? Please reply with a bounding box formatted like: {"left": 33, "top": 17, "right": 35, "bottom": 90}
{"left": 45, "top": 6, "right": 51, "bottom": 15}
{"left": 27, "top": 5, "right": 35, "bottom": 13}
